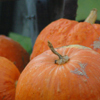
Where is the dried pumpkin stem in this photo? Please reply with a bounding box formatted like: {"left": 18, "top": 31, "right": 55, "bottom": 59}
{"left": 85, "top": 8, "right": 97, "bottom": 24}
{"left": 48, "top": 41, "right": 63, "bottom": 59}
{"left": 48, "top": 41, "right": 69, "bottom": 65}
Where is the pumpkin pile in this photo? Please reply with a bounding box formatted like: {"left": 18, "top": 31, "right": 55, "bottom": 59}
{"left": 15, "top": 9, "right": 100, "bottom": 100}
{"left": 0, "top": 8, "right": 100, "bottom": 100}
{"left": 0, "top": 35, "right": 29, "bottom": 99}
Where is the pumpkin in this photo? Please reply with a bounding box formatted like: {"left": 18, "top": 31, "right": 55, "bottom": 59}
{"left": 0, "top": 35, "right": 30, "bottom": 72}
{"left": 30, "top": 8, "right": 100, "bottom": 60}
{"left": 0, "top": 56, "right": 20, "bottom": 100}
{"left": 15, "top": 41, "right": 100, "bottom": 100}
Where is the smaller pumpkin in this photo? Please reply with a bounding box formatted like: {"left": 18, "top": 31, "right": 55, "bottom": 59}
{"left": 0, "top": 35, "right": 30, "bottom": 72}
{"left": 0, "top": 56, "right": 20, "bottom": 100}
{"left": 16, "top": 41, "right": 100, "bottom": 100}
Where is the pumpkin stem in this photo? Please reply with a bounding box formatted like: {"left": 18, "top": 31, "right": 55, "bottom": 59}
{"left": 48, "top": 41, "right": 69, "bottom": 65}
{"left": 85, "top": 8, "right": 97, "bottom": 24}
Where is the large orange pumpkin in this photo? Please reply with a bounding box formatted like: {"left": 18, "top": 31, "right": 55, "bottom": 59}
{"left": 0, "top": 56, "right": 20, "bottom": 100}
{"left": 30, "top": 9, "right": 100, "bottom": 60}
{"left": 0, "top": 35, "right": 30, "bottom": 72}
{"left": 15, "top": 42, "right": 100, "bottom": 100}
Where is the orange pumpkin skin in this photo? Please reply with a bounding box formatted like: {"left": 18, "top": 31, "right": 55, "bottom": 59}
{"left": 0, "top": 57, "right": 20, "bottom": 100}
{"left": 0, "top": 35, "right": 30, "bottom": 72}
{"left": 30, "top": 18, "right": 100, "bottom": 60}
{"left": 16, "top": 45, "right": 100, "bottom": 100}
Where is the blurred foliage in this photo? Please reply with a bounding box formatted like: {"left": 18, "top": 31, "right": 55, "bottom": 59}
{"left": 76, "top": 0, "right": 100, "bottom": 21}
{"left": 9, "top": 32, "right": 32, "bottom": 55}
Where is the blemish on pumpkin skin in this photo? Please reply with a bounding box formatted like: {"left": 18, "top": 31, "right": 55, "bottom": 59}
{"left": 92, "top": 37, "right": 100, "bottom": 49}
{"left": 70, "top": 63, "right": 88, "bottom": 78}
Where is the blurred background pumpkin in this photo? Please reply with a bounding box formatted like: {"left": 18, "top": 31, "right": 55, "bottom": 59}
{"left": 0, "top": 35, "right": 30, "bottom": 72}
